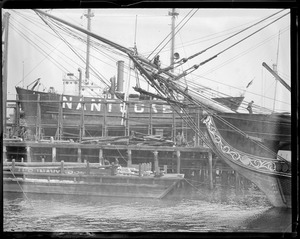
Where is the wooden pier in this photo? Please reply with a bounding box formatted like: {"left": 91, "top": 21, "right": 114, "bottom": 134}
{"left": 3, "top": 139, "right": 253, "bottom": 192}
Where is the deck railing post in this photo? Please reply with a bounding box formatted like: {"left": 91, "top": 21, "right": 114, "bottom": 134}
{"left": 103, "top": 102, "right": 107, "bottom": 137}
{"left": 60, "top": 160, "right": 64, "bottom": 174}
{"left": 164, "top": 165, "right": 168, "bottom": 174}
{"left": 86, "top": 160, "right": 90, "bottom": 175}
{"left": 99, "top": 148, "right": 104, "bottom": 165}
{"left": 153, "top": 150, "right": 159, "bottom": 175}
{"left": 77, "top": 148, "right": 82, "bottom": 163}
{"left": 172, "top": 110, "right": 176, "bottom": 142}
{"left": 127, "top": 149, "right": 132, "bottom": 167}
{"left": 126, "top": 102, "right": 130, "bottom": 136}
{"left": 176, "top": 150, "right": 181, "bottom": 174}
{"left": 139, "top": 163, "right": 142, "bottom": 177}
{"left": 148, "top": 103, "right": 152, "bottom": 135}
{"left": 3, "top": 146, "right": 7, "bottom": 162}
{"left": 36, "top": 94, "right": 41, "bottom": 141}
{"left": 79, "top": 100, "right": 85, "bottom": 142}
{"left": 12, "top": 158, "right": 15, "bottom": 172}
{"left": 15, "top": 95, "right": 20, "bottom": 136}
{"left": 56, "top": 95, "right": 63, "bottom": 140}
{"left": 26, "top": 146, "right": 31, "bottom": 162}
{"left": 52, "top": 147, "right": 56, "bottom": 162}
{"left": 208, "top": 151, "right": 213, "bottom": 190}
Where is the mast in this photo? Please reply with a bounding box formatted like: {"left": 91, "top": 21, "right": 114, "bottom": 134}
{"left": 169, "top": 8, "right": 178, "bottom": 73}
{"left": 84, "top": 9, "right": 94, "bottom": 81}
{"left": 2, "top": 12, "right": 10, "bottom": 137}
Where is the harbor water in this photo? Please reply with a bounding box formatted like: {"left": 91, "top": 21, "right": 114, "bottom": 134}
{"left": 3, "top": 186, "right": 292, "bottom": 233}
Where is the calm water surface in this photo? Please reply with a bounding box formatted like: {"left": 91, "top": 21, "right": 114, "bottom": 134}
{"left": 3, "top": 187, "right": 292, "bottom": 233}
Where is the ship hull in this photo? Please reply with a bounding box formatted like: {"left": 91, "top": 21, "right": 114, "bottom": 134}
{"left": 203, "top": 115, "right": 291, "bottom": 208}
{"left": 15, "top": 87, "right": 193, "bottom": 139}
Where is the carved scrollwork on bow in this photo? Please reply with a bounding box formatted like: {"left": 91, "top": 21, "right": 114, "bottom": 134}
{"left": 203, "top": 116, "right": 278, "bottom": 173}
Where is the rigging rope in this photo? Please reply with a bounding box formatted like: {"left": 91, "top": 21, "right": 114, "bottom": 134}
{"left": 132, "top": 56, "right": 289, "bottom": 162}
{"left": 147, "top": 9, "right": 196, "bottom": 60}
{"left": 172, "top": 11, "right": 290, "bottom": 81}
{"left": 177, "top": 9, "right": 287, "bottom": 66}
{"left": 153, "top": 9, "right": 200, "bottom": 61}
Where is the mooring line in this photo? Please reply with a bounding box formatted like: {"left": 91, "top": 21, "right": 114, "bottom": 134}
{"left": 8, "top": 169, "right": 34, "bottom": 209}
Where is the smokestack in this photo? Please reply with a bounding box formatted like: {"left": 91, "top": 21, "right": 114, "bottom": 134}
{"left": 116, "top": 61, "right": 124, "bottom": 92}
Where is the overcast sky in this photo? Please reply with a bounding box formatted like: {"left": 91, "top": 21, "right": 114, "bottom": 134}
{"left": 3, "top": 8, "right": 291, "bottom": 112}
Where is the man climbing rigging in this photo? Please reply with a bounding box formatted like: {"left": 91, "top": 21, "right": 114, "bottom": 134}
{"left": 153, "top": 55, "right": 161, "bottom": 69}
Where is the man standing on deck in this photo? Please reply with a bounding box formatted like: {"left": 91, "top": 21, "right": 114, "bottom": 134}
{"left": 176, "top": 132, "right": 182, "bottom": 146}
{"left": 247, "top": 101, "right": 254, "bottom": 114}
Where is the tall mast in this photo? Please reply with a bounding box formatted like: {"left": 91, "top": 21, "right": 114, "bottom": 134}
{"left": 169, "top": 8, "right": 178, "bottom": 73}
{"left": 84, "top": 9, "right": 94, "bottom": 81}
{"left": 2, "top": 12, "right": 10, "bottom": 136}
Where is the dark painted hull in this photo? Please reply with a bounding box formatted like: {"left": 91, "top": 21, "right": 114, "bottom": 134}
{"left": 15, "top": 87, "right": 246, "bottom": 140}
{"left": 203, "top": 115, "right": 291, "bottom": 208}
{"left": 15, "top": 87, "right": 193, "bottom": 139}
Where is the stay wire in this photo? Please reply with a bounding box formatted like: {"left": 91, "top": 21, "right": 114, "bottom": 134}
{"left": 174, "top": 11, "right": 290, "bottom": 81}
{"left": 178, "top": 9, "right": 287, "bottom": 66}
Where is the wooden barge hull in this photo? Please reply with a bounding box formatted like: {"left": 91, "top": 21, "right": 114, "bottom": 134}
{"left": 3, "top": 171, "right": 184, "bottom": 199}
